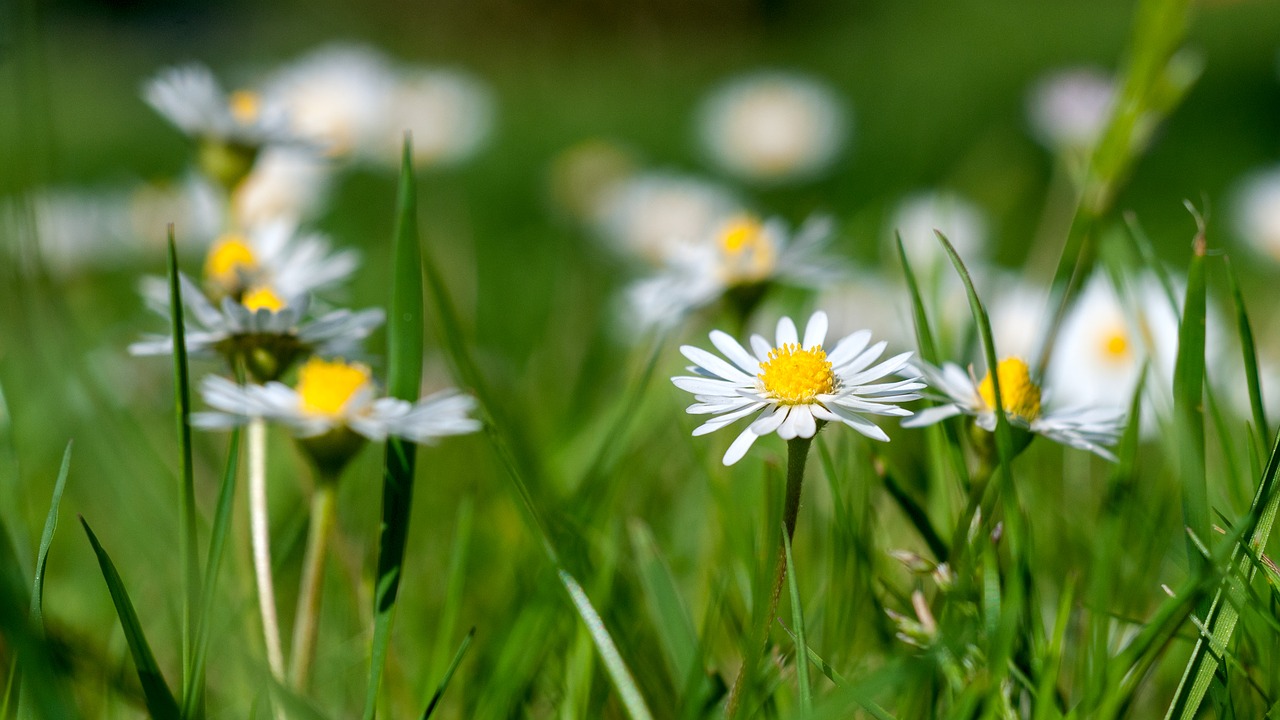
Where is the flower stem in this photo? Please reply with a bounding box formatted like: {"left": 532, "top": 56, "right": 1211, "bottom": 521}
{"left": 249, "top": 416, "right": 285, "bottom": 680}
{"left": 725, "top": 434, "right": 813, "bottom": 719}
{"left": 288, "top": 477, "right": 338, "bottom": 691}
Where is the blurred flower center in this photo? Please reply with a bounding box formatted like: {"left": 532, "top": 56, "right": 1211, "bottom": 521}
{"left": 297, "top": 358, "right": 371, "bottom": 418}
{"left": 241, "top": 285, "right": 285, "bottom": 313}
{"left": 717, "top": 216, "right": 776, "bottom": 283}
{"left": 1100, "top": 328, "right": 1130, "bottom": 361}
{"left": 229, "top": 90, "right": 262, "bottom": 125}
{"left": 205, "top": 235, "right": 259, "bottom": 289}
{"left": 978, "top": 357, "right": 1042, "bottom": 421}
{"left": 758, "top": 343, "right": 834, "bottom": 404}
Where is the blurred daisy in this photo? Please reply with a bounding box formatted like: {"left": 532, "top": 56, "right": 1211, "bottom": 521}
{"left": 201, "top": 220, "right": 358, "bottom": 301}
{"left": 817, "top": 273, "right": 913, "bottom": 352}
{"left": 987, "top": 276, "right": 1049, "bottom": 361}
{"left": 904, "top": 357, "right": 1124, "bottom": 460}
{"left": 232, "top": 148, "right": 334, "bottom": 228}
{"left": 891, "top": 190, "right": 989, "bottom": 268}
{"left": 1231, "top": 166, "right": 1280, "bottom": 263}
{"left": 1026, "top": 67, "right": 1116, "bottom": 151}
{"left": 698, "top": 71, "right": 848, "bottom": 184}
{"left": 671, "top": 311, "right": 923, "bottom": 465}
{"left": 385, "top": 67, "right": 494, "bottom": 169}
{"left": 627, "top": 214, "right": 843, "bottom": 327}
{"left": 193, "top": 356, "right": 480, "bottom": 443}
{"left": 594, "top": 171, "right": 741, "bottom": 264}
{"left": 131, "top": 274, "right": 384, "bottom": 381}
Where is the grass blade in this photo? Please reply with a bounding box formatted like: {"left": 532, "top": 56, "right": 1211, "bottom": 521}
{"left": 559, "top": 569, "right": 656, "bottom": 720}
{"left": 782, "top": 530, "right": 812, "bottom": 714}
{"left": 364, "top": 135, "right": 427, "bottom": 720}
{"left": 420, "top": 627, "right": 475, "bottom": 720}
{"left": 80, "top": 516, "right": 180, "bottom": 720}
{"left": 167, "top": 226, "right": 200, "bottom": 707}
{"left": 1224, "top": 255, "right": 1269, "bottom": 457}
{"left": 629, "top": 519, "right": 698, "bottom": 688}
{"left": 1172, "top": 224, "right": 1208, "bottom": 583}
{"left": 425, "top": 499, "right": 473, "bottom": 693}
{"left": 30, "top": 440, "right": 71, "bottom": 629}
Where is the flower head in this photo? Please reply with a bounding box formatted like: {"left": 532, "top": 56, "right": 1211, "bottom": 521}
{"left": 1026, "top": 67, "right": 1116, "bottom": 151}
{"left": 593, "top": 171, "right": 741, "bottom": 264}
{"left": 1231, "top": 166, "right": 1280, "bottom": 263}
{"left": 672, "top": 312, "right": 923, "bottom": 465}
{"left": 891, "top": 190, "right": 989, "bottom": 268}
{"left": 385, "top": 67, "right": 494, "bottom": 168}
{"left": 904, "top": 356, "right": 1124, "bottom": 461}
{"left": 200, "top": 219, "right": 359, "bottom": 302}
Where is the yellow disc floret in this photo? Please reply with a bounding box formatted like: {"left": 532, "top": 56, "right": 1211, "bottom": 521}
{"left": 978, "top": 357, "right": 1041, "bottom": 422}
{"left": 241, "top": 285, "right": 285, "bottom": 313}
{"left": 718, "top": 216, "right": 777, "bottom": 283}
{"left": 204, "top": 234, "right": 259, "bottom": 290}
{"left": 758, "top": 343, "right": 835, "bottom": 404}
{"left": 1099, "top": 327, "right": 1131, "bottom": 362}
{"left": 297, "top": 358, "right": 372, "bottom": 418}
{"left": 229, "top": 90, "right": 262, "bottom": 125}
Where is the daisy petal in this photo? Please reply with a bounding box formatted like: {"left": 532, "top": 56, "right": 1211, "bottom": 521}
{"left": 723, "top": 426, "right": 761, "bottom": 466}
{"left": 776, "top": 316, "right": 798, "bottom": 347}
{"left": 710, "top": 330, "right": 762, "bottom": 373}
{"left": 802, "top": 311, "right": 828, "bottom": 349}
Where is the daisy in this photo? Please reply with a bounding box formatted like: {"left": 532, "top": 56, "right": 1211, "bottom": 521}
{"left": 1025, "top": 67, "right": 1116, "bottom": 152}
{"left": 193, "top": 356, "right": 481, "bottom": 447}
{"left": 890, "top": 190, "right": 989, "bottom": 269}
{"left": 593, "top": 171, "right": 741, "bottom": 265}
{"left": 130, "top": 274, "right": 384, "bottom": 381}
{"left": 904, "top": 356, "right": 1124, "bottom": 461}
{"left": 627, "top": 213, "right": 844, "bottom": 328}
{"left": 384, "top": 67, "right": 494, "bottom": 169}
{"left": 232, "top": 147, "right": 334, "bottom": 228}
{"left": 698, "top": 71, "right": 848, "bottom": 184}
{"left": 1230, "top": 166, "right": 1280, "bottom": 263}
{"left": 200, "top": 219, "right": 358, "bottom": 301}
{"left": 671, "top": 311, "right": 923, "bottom": 465}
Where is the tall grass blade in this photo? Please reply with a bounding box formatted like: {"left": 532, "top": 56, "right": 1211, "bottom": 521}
{"left": 1225, "top": 256, "right": 1269, "bottom": 455}
{"left": 1172, "top": 228, "right": 1208, "bottom": 582}
{"left": 425, "top": 499, "right": 473, "bottom": 691}
{"left": 4, "top": 506, "right": 74, "bottom": 719}
{"left": 80, "top": 516, "right": 180, "bottom": 720}
{"left": 364, "top": 136, "right": 427, "bottom": 720}
{"left": 30, "top": 440, "right": 71, "bottom": 629}
{"left": 166, "top": 226, "right": 201, "bottom": 703}
{"left": 782, "top": 530, "right": 812, "bottom": 714}
{"left": 629, "top": 519, "right": 698, "bottom": 687}
{"left": 559, "top": 569, "right": 656, "bottom": 720}
{"left": 420, "top": 627, "right": 475, "bottom": 720}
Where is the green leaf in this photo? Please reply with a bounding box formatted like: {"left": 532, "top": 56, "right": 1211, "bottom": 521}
{"left": 421, "top": 627, "right": 475, "bottom": 720}
{"left": 559, "top": 569, "right": 656, "bottom": 720}
{"left": 1172, "top": 224, "right": 1208, "bottom": 582}
{"left": 1224, "top": 255, "right": 1269, "bottom": 460}
{"left": 80, "top": 516, "right": 180, "bottom": 720}
{"left": 364, "top": 135, "right": 427, "bottom": 720}
{"left": 30, "top": 440, "right": 71, "bottom": 629}
{"left": 782, "top": 530, "right": 812, "bottom": 714}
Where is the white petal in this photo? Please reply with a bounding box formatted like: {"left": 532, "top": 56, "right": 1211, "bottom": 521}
{"left": 750, "top": 405, "right": 789, "bottom": 435}
{"left": 825, "top": 403, "right": 891, "bottom": 441}
{"left": 750, "top": 334, "right": 774, "bottom": 363}
{"left": 792, "top": 405, "right": 817, "bottom": 438}
{"left": 680, "top": 345, "right": 752, "bottom": 382}
{"left": 776, "top": 316, "right": 799, "bottom": 347}
{"left": 827, "top": 330, "right": 872, "bottom": 366}
{"left": 900, "top": 404, "right": 964, "bottom": 428}
{"left": 710, "top": 330, "right": 762, "bottom": 373}
{"left": 723, "top": 426, "right": 761, "bottom": 466}
{"left": 777, "top": 407, "right": 806, "bottom": 440}
{"left": 802, "top": 311, "right": 829, "bottom": 349}
{"left": 672, "top": 376, "right": 743, "bottom": 397}
{"left": 692, "top": 402, "right": 767, "bottom": 436}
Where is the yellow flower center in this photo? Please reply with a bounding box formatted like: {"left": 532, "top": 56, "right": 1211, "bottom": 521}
{"left": 296, "top": 358, "right": 372, "bottom": 418}
{"left": 758, "top": 343, "right": 835, "bottom": 404}
{"left": 241, "top": 285, "right": 285, "bottom": 313}
{"left": 717, "top": 216, "right": 777, "bottom": 283}
{"left": 229, "top": 90, "right": 262, "bottom": 125}
{"left": 204, "top": 235, "right": 259, "bottom": 288}
{"left": 1099, "top": 326, "right": 1131, "bottom": 362}
{"left": 978, "top": 357, "right": 1042, "bottom": 422}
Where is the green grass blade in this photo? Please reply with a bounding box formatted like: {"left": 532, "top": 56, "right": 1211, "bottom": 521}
{"left": 364, "top": 135, "right": 427, "bottom": 720}
{"left": 1032, "top": 579, "right": 1074, "bottom": 720}
{"left": 80, "top": 516, "right": 180, "bottom": 720}
{"left": 421, "top": 627, "right": 475, "bottom": 720}
{"left": 166, "top": 226, "right": 200, "bottom": 704}
{"left": 782, "top": 530, "right": 812, "bottom": 714}
{"left": 559, "top": 569, "right": 656, "bottom": 720}
{"left": 629, "top": 519, "right": 698, "bottom": 687}
{"left": 1224, "top": 255, "right": 1269, "bottom": 455}
{"left": 183, "top": 429, "right": 241, "bottom": 720}
{"left": 425, "top": 499, "right": 473, "bottom": 693}
{"left": 1172, "top": 228, "right": 1208, "bottom": 583}
{"left": 30, "top": 440, "right": 71, "bottom": 629}
{"left": 0, "top": 379, "right": 34, "bottom": 586}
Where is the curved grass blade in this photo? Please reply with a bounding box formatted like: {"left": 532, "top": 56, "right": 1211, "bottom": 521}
{"left": 629, "top": 519, "right": 698, "bottom": 688}
{"left": 420, "top": 627, "right": 475, "bottom": 720}
{"left": 782, "top": 530, "right": 812, "bottom": 713}
{"left": 183, "top": 429, "right": 241, "bottom": 719}
{"left": 364, "top": 136, "right": 426, "bottom": 720}
{"left": 80, "top": 516, "right": 180, "bottom": 720}
{"left": 30, "top": 440, "right": 71, "bottom": 629}
{"left": 559, "top": 569, "right": 656, "bottom": 720}
{"left": 425, "top": 499, "right": 473, "bottom": 691}
{"left": 166, "top": 226, "right": 201, "bottom": 702}
{"left": 1224, "top": 255, "right": 1269, "bottom": 456}
{"left": 1172, "top": 229, "right": 1208, "bottom": 583}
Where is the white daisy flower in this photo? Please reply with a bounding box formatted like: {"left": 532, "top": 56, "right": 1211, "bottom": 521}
{"left": 594, "top": 171, "right": 742, "bottom": 264}
{"left": 200, "top": 219, "right": 358, "bottom": 301}
{"left": 627, "top": 214, "right": 844, "bottom": 328}
{"left": 384, "top": 67, "right": 494, "bottom": 169}
{"left": 891, "top": 190, "right": 989, "bottom": 269}
{"left": 671, "top": 311, "right": 923, "bottom": 465}
{"left": 698, "top": 71, "right": 848, "bottom": 184}
{"left": 1230, "top": 166, "right": 1280, "bottom": 263}
{"left": 131, "top": 274, "right": 384, "bottom": 380}
{"left": 986, "top": 275, "right": 1049, "bottom": 362}
{"left": 232, "top": 147, "right": 334, "bottom": 228}
{"left": 144, "top": 64, "right": 293, "bottom": 148}
{"left": 260, "top": 43, "right": 398, "bottom": 159}
{"left": 904, "top": 356, "right": 1124, "bottom": 461}
{"left": 192, "top": 356, "right": 481, "bottom": 445}
{"left": 1026, "top": 67, "right": 1116, "bottom": 151}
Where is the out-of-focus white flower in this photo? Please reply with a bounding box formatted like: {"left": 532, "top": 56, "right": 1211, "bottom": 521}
{"left": 672, "top": 311, "right": 923, "bottom": 465}
{"left": 698, "top": 71, "right": 848, "bottom": 184}
{"left": 627, "top": 214, "right": 844, "bottom": 328}
{"left": 233, "top": 148, "right": 333, "bottom": 227}
{"left": 261, "top": 44, "right": 398, "bottom": 159}
{"left": 1231, "top": 166, "right": 1280, "bottom": 263}
{"left": 200, "top": 220, "right": 358, "bottom": 301}
{"left": 1026, "top": 67, "right": 1116, "bottom": 151}
{"left": 144, "top": 64, "right": 293, "bottom": 149}
{"left": 891, "top": 190, "right": 989, "bottom": 268}
{"left": 987, "top": 276, "right": 1049, "bottom": 362}
{"left": 594, "top": 171, "right": 741, "bottom": 264}
{"left": 385, "top": 68, "right": 493, "bottom": 168}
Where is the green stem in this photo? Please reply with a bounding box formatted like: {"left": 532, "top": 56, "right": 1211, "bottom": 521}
{"left": 249, "top": 416, "right": 285, "bottom": 680}
{"left": 288, "top": 477, "right": 339, "bottom": 691}
{"left": 725, "top": 434, "right": 813, "bottom": 719}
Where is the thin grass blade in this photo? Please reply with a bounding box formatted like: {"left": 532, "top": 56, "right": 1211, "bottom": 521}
{"left": 30, "top": 440, "right": 70, "bottom": 629}
{"left": 1225, "top": 255, "right": 1269, "bottom": 455}
{"left": 629, "top": 519, "right": 698, "bottom": 687}
{"left": 559, "top": 569, "right": 656, "bottom": 720}
{"left": 782, "top": 530, "right": 812, "bottom": 713}
{"left": 421, "top": 627, "right": 475, "bottom": 720}
{"left": 1172, "top": 227, "right": 1208, "bottom": 583}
